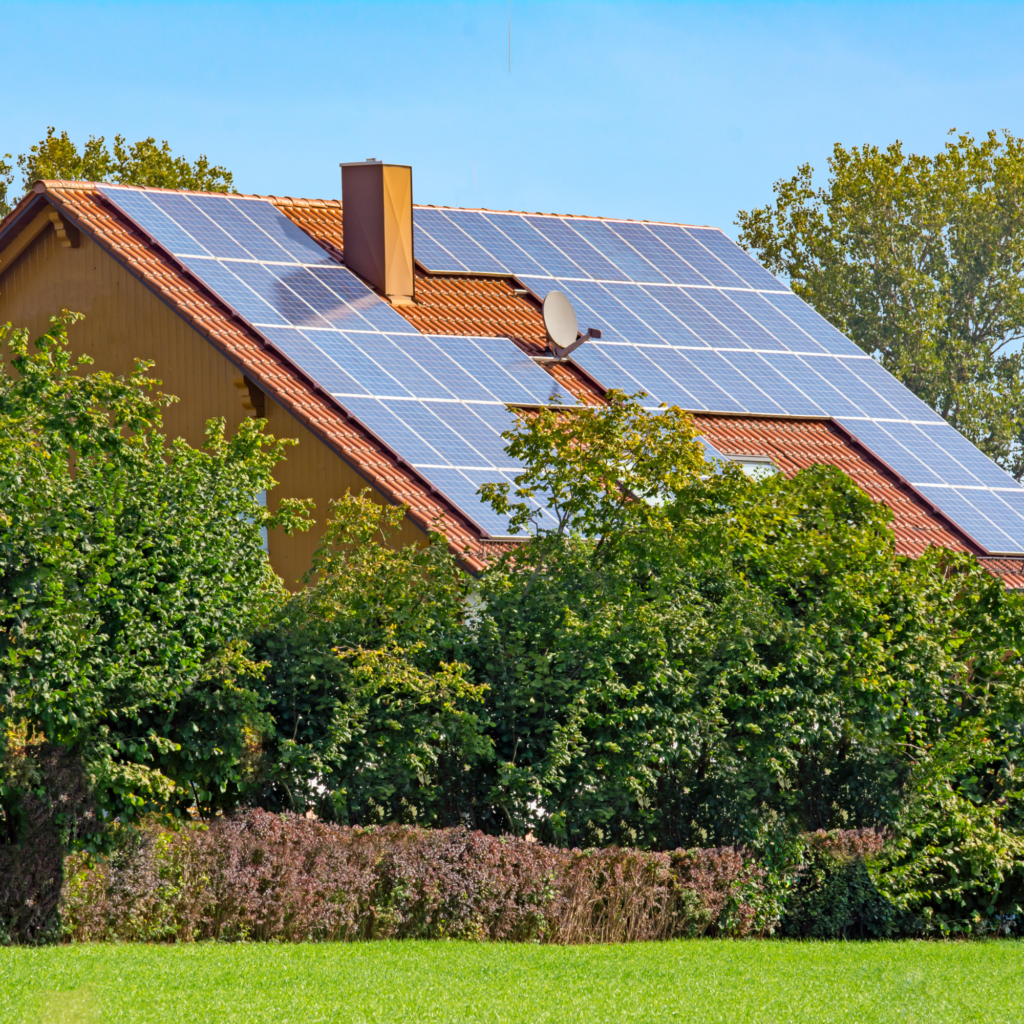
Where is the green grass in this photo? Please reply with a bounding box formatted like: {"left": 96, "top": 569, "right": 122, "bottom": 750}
{"left": 1, "top": 940, "right": 1022, "bottom": 1024}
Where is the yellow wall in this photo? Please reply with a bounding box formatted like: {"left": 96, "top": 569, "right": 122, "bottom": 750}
{"left": 0, "top": 217, "right": 428, "bottom": 587}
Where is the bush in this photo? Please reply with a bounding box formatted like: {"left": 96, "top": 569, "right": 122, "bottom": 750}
{"left": 60, "top": 810, "right": 780, "bottom": 943}
{"left": 0, "top": 743, "right": 98, "bottom": 944}
{"left": 780, "top": 829, "right": 898, "bottom": 939}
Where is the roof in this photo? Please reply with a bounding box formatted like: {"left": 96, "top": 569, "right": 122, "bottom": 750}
{"left": 2, "top": 179, "right": 1022, "bottom": 586}
{"left": 2, "top": 182, "right": 495, "bottom": 571}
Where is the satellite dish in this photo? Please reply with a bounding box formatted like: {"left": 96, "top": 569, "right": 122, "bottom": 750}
{"left": 542, "top": 291, "right": 601, "bottom": 358}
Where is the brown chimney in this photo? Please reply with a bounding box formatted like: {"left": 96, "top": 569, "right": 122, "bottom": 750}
{"left": 340, "top": 160, "right": 414, "bottom": 305}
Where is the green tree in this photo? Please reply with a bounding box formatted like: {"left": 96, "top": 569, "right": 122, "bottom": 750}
{"left": 245, "top": 391, "right": 1024, "bottom": 931}
{"left": 737, "top": 130, "right": 1024, "bottom": 479}
{"left": 250, "top": 492, "right": 489, "bottom": 826}
{"left": 1, "top": 127, "right": 234, "bottom": 217}
{"left": 0, "top": 312, "right": 310, "bottom": 832}
{"left": 466, "top": 395, "right": 1024, "bottom": 862}
{"left": 0, "top": 153, "right": 13, "bottom": 219}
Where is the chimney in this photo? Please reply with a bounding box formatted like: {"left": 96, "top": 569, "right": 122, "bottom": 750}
{"left": 340, "top": 159, "right": 414, "bottom": 305}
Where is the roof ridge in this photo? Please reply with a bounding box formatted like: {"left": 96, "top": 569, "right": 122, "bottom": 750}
{"left": 32, "top": 180, "right": 712, "bottom": 229}
{"left": 412, "top": 201, "right": 714, "bottom": 230}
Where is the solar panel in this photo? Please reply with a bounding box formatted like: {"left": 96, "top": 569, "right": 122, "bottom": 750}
{"left": 569, "top": 219, "right": 670, "bottom": 284}
{"left": 411, "top": 204, "right": 1024, "bottom": 553}
{"left": 100, "top": 183, "right": 1024, "bottom": 554}
{"left": 98, "top": 186, "right": 580, "bottom": 538}
{"left": 443, "top": 210, "right": 545, "bottom": 274}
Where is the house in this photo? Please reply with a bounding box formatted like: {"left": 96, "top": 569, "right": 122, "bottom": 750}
{"left": 2, "top": 161, "right": 1022, "bottom": 587}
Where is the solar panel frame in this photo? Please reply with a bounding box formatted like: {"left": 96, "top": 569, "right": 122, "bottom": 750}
{"left": 102, "top": 186, "right": 1024, "bottom": 553}
{"left": 187, "top": 192, "right": 299, "bottom": 263}
{"left": 812, "top": 358, "right": 909, "bottom": 421}
{"left": 230, "top": 197, "right": 337, "bottom": 265}
{"left": 647, "top": 224, "right": 746, "bottom": 289}
{"left": 101, "top": 188, "right": 211, "bottom": 256}
{"left": 420, "top": 467, "right": 517, "bottom": 536}
{"left": 653, "top": 288, "right": 746, "bottom": 350}
{"left": 602, "top": 282, "right": 701, "bottom": 347}
{"left": 457, "top": 335, "right": 575, "bottom": 405}
{"left": 686, "top": 226, "right": 787, "bottom": 291}
{"left": 563, "top": 280, "right": 667, "bottom": 347}
{"left": 412, "top": 220, "right": 466, "bottom": 272}
{"left": 761, "top": 292, "right": 865, "bottom": 357}
{"left": 423, "top": 401, "right": 520, "bottom": 469}
{"left": 146, "top": 192, "right": 254, "bottom": 262}
{"left": 684, "top": 349, "right": 788, "bottom": 414}
{"left": 394, "top": 336, "right": 497, "bottom": 403}
{"left": 723, "top": 351, "right": 827, "bottom": 416}
{"left": 414, "top": 209, "right": 507, "bottom": 274}
{"left": 726, "top": 290, "right": 829, "bottom": 355}
{"left": 339, "top": 396, "right": 451, "bottom": 465}
{"left": 443, "top": 210, "right": 548, "bottom": 277}
{"left": 957, "top": 488, "right": 1024, "bottom": 548}
{"left": 526, "top": 215, "right": 625, "bottom": 281}
{"left": 913, "top": 421, "right": 1020, "bottom": 488}
{"left": 313, "top": 332, "right": 416, "bottom": 398}
{"left": 837, "top": 419, "right": 946, "bottom": 486}
{"left": 646, "top": 348, "right": 747, "bottom": 412}
{"left": 229, "top": 261, "right": 333, "bottom": 329}
{"left": 177, "top": 256, "right": 290, "bottom": 326}
{"left": 259, "top": 326, "right": 370, "bottom": 396}
{"left": 608, "top": 346, "right": 702, "bottom": 408}
{"left": 915, "top": 484, "right": 1021, "bottom": 551}
{"left": 606, "top": 221, "right": 711, "bottom": 287}
{"left": 382, "top": 400, "right": 493, "bottom": 467}
{"left": 690, "top": 289, "right": 781, "bottom": 351}
{"left": 572, "top": 344, "right": 661, "bottom": 404}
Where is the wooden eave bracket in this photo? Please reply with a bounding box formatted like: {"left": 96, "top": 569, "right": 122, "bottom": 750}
{"left": 234, "top": 375, "right": 266, "bottom": 418}
{"left": 48, "top": 209, "right": 80, "bottom": 248}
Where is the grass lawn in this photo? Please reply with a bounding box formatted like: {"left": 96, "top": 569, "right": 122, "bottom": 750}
{"left": 1, "top": 940, "right": 1022, "bottom": 1024}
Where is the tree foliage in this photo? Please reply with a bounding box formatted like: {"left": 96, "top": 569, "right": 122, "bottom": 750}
{"left": 257, "top": 393, "right": 1024, "bottom": 932}
{"left": 0, "top": 127, "right": 233, "bottom": 218}
{"left": 737, "top": 130, "right": 1024, "bottom": 478}
{"left": 0, "top": 313, "right": 309, "bottom": 832}
{"left": 1, "top": 317, "right": 1021, "bottom": 934}
{"left": 0, "top": 153, "right": 12, "bottom": 220}
{"left": 250, "top": 493, "right": 489, "bottom": 827}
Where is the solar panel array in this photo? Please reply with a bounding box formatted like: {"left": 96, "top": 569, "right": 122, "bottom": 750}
{"left": 99, "top": 186, "right": 574, "bottom": 537}
{"left": 414, "top": 206, "right": 1024, "bottom": 554}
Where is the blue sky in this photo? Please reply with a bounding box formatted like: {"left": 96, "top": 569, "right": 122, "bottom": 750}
{"left": 4, "top": 2, "right": 1023, "bottom": 235}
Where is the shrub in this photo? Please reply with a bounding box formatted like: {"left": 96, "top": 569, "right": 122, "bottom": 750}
{"left": 780, "top": 828, "right": 898, "bottom": 939}
{"left": 60, "top": 810, "right": 780, "bottom": 943}
{"left": 0, "top": 743, "right": 98, "bottom": 944}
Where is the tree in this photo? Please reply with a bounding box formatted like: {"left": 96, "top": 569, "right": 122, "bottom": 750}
{"left": 0, "top": 153, "right": 12, "bottom": 219}
{"left": 250, "top": 492, "right": 489, "bottom": 826}
{"left": 737, "top": 130, "right": 1024, "bottom": 479}
{"left": 464, "top": 394, "right": 1024, "bottom": 865}
{"left": 0, "top": 128, "right": 233, "bottom": 218}
{"left": 0, "top": 312, "right": 310, "bottom": 832}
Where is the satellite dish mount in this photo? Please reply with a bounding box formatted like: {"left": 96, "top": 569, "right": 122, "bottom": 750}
{"left": 542, "top": 290, "right": 601, "bottom": 359}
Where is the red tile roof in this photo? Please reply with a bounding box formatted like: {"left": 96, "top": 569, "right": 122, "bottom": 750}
{"left": 3, "top": 180, "right": 1022, "bottom": 586}
{"left": 15, "top": 182, "right": 494, "bottom": 571}
{"left": 977, "top": 558, "right": 1024, "bottom": 589}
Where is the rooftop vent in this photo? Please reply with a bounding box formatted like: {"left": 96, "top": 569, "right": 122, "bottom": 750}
{"left": 339, "top": 160, "right": 414, "bottom": 306}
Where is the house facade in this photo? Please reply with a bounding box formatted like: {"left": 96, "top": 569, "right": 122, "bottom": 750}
{"left": 2, "top": 164, "right": 1022, "bottom": 587}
